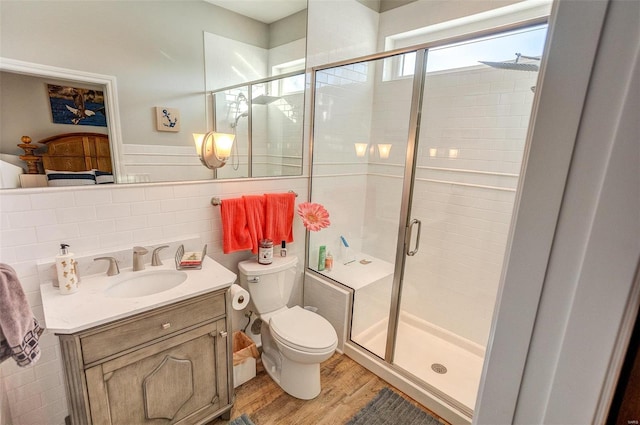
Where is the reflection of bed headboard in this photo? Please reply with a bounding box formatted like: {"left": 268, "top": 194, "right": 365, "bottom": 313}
{"left": 39, "top": 132, "right": 112, "bottom": 173}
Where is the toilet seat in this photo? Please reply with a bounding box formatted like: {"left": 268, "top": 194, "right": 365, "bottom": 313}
{"left": 269, "top": 306, "right": 337, "bottom": 354}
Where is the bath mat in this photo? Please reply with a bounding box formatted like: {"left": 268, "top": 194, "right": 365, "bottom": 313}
{"left": 346, "top": 388, "right": 441, "bottom": 425}
{"left": 228, "top": 414, "right": 256, "bottom": 425}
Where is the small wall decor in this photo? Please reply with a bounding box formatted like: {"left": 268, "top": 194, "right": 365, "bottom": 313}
{"left": 47, "top": 84, "right": 107, "bottom": 127}
{"left": 155, "top": 107, "right": 180, "bottom": 132}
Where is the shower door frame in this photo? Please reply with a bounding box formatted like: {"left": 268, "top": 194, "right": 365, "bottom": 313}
{"left": 306, "top": 16, "right": 548, "bottom": 423}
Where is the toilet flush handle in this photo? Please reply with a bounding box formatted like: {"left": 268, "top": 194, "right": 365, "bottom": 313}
{"left": 248, "top": 276, "right": 260, "bottom": 283}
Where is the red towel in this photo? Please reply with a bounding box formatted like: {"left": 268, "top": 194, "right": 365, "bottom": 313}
{"left": 243, "top": 195, "right": 266, "bottom": 254}
{"left": 220, "top": 198, "right": 253, "bottom": 254}
{"left": 0, "top": 263, "right": 44, "bottom": 367}
{"left": 264, "top": 192, "right": 295, "bottom": 244}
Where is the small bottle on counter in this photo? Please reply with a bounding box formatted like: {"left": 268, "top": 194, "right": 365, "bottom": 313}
{"left": 325, "top": 251, "right": 334, "bottom": 271}
{"left": 280, "top": 240, "right": 287, "bottom": 257}
{"left": 56, "top": 243, "right": 78, "bottom": 295}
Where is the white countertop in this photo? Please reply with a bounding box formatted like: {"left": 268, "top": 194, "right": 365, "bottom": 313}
{"left": 40, "top": 256, "right": 236, "bottom": 334}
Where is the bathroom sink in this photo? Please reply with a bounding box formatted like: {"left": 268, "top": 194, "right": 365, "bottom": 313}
{"left": 104, "top": 270, "right": 188, "bottom": 298}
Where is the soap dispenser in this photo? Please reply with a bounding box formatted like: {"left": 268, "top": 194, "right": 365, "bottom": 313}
{"left": 56, "top": 243, "right": 78, "bottom": 295}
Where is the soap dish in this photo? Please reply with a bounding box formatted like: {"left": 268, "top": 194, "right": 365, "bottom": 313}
{"left": 175, "top": 244, "right": 207, "bottom": 270}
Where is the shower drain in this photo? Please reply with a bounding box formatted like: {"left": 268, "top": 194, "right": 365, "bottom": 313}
{"left": 431, "top": 363, "right": 448, "bottom": 374}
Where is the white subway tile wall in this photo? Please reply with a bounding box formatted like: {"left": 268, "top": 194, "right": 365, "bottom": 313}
{"left": 311, "top": 61, "right": 536, "bottom": 347}
{"left": 0, "top": 177, "right": 308, "bottom": 425}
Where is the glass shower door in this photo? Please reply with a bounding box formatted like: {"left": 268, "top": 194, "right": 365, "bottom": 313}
{"left": 310, "top": 53, "right": 418, "bottom": 358}
{"left": 393, "top": 25, "right": 546, "bottom": 415}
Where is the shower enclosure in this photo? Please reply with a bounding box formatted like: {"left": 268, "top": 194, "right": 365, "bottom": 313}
{"left": 307, "top": 22, "right": 547, "bottom": 420}
{"left": 211, "top": 71, "right": 305, "bottom": 179}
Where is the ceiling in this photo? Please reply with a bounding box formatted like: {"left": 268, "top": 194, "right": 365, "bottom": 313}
{"left": 204, "top": 0, "right": 307, "bottom": 24}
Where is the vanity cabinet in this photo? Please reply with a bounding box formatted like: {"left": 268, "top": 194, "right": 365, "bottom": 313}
{"left": 58, "top": 290, "right": 233, "bottom": 425}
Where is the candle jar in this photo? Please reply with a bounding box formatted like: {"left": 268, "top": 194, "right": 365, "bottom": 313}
{"left": 258, "top": 239, "right": 274, "bottom": 265}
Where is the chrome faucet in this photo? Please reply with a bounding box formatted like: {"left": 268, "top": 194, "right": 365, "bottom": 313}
{"left": 94, "top": 257, "right": 120, "bottom": 276}
{"left": 151, "top": 245, "right": 169, "bottom": 266}
{"left": 132, "top": 246, "right": 148, "bottom": 271}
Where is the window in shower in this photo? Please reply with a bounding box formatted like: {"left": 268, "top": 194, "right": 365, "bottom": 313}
{"left": 309, "top": 22, "right": 547, "bottom": 416}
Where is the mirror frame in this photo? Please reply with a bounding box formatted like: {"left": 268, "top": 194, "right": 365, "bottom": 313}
{"left": 0, "top": 57, "right": 125, "bottom": 183}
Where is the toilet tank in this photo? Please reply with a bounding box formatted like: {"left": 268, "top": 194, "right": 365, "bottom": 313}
{"left": 239, "top": 255, "right": 298, "bottom": 315}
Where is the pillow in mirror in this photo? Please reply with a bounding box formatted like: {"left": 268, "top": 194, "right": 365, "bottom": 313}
{"left": 45, "top": 170, "right": 96, "bottom": 187}
{"left": 93, "top": 170, "right": 114, "bottom": 184}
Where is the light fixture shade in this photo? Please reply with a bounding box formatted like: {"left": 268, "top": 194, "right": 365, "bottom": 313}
{"left": 354, "top": 143, "right": 368, "bottom": 157}
{"left": 193, "top": 131, "right": 235, "bottom": 169}
{"left": 192, "top": 133, "right": 205, "bottom": 156}
{"left": 213, "top": 133, "right": 234, "bottom": 160}
{"left": 377, "top": 143, "right": 392, "bottom": 159}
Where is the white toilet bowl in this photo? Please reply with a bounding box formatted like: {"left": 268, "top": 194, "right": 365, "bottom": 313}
{"left": 238, "top": 256, "right": 338, "bottom": 399}
{"left": 267, "top": 306, "right": 337, "bottom": 399}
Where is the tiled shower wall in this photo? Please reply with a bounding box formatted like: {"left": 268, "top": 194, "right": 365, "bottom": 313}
{"left": 400, "top": 66, "right": 537, "bottom": 345}
{"left": 0, "top": 177, "right": 308, "bottom": 425}
{"left": 312, "top": 62, "right": 537, "bottom": 346}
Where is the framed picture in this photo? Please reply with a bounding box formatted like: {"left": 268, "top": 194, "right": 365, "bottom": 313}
{"left": 47, "top": 84, "right": 107, "bottom": 127}
{"left": 155, "top": 107, "right": 180, "bottom": 132}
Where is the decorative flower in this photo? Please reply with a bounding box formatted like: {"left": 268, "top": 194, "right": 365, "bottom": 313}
{"left": 297, "top": 202, "right": 330, "bottom": 232}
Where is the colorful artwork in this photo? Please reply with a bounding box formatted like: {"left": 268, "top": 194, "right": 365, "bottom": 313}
{"left": 47, "top": 84, "right": 107, "bottom": 127}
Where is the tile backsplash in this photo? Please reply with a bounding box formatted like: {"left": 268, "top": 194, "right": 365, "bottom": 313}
{"left": 0, "top": 177, "right": 308, "bottom": 425}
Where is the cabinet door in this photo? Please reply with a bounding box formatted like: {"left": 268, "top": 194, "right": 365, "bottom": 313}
{"left": 86, "top": 320, "right": 229, "bottom": 425}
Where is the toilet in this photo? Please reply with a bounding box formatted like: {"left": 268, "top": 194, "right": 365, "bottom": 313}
{"left": 238, "top": 255, "right": 337, "bottom": 400}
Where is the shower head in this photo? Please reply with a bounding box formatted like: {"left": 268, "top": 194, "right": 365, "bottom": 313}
{"left": 479, "top": 52, "right": 541, "bottom": 72}
{"left": 479, "top": 61, "right": 540, "bottom": 71}
{"left": 252, "top": 95, "right": 281, "bottom": 105}
{"left": 231, "top": 111, "right": 248, "bottom": 128}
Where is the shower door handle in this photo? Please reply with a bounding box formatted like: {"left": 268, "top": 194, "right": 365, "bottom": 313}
{"left": 406, "top": 219, "right": 422, "bottom": 256}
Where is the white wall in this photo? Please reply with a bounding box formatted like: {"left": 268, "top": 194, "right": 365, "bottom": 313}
{"left": 306, "top": 0, "right": 380, "bottom": 68}
{"left": 0, "top": 177, "right": 308, "bottom": 425}
{"left": 0, "top": 1, "right": 267, "bottom": 152}
{"left": 476, "top": 0, "right": 640, "bottom": 423}
{"left": 0, "top": 367, "right": 9, "bottom": 425}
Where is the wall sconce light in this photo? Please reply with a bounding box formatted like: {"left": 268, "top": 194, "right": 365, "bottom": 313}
{"left": 377, "top": 144, "right": 392, "bottom": 159}
{"left": 354, "top": 143, "right": 368, "bottom": 157}
{"left": 448, "top": 148, "right": 459, "bottom": 159}
{"left": 193, "top": 132, "right": 235, "bottom": 169}
{"left": 429, "top": 148, "right": 438, "bottom": 158}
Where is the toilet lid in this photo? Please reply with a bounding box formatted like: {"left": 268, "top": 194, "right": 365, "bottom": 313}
{"left": 270, "top": 306, "right": 337, "bottom": 352}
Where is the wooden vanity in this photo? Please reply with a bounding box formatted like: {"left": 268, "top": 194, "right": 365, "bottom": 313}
{"left": 40, "top": 256, "right": 236, "bottom": 425}
{"left": 58, "top": 290, "right": 232, "bottom": 425}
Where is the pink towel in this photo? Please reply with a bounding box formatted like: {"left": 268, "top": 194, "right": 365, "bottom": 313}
{"left": 243, "top": 195, "right": 266, "bottom": 254}
{"left": 0, "top": 263, "right": 44, "bottom": 367}
{"left": 264, "top": 192, "right": 295, "bottom": 244}
{"left": 220, "top": 198, "right": 253, "bottom": 254}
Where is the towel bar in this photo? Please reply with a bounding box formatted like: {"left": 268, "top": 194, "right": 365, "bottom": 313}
{"left": 211, "top": 191, "right": 298, "bottom": 206}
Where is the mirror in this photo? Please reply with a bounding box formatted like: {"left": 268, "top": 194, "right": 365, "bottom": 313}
{"left": 0, "top": 0, "right": 307, "bottom": 189}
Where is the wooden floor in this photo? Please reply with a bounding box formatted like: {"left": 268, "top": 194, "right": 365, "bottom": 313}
{"left": 208, "top": 353, "right": 450, "bottom": 425}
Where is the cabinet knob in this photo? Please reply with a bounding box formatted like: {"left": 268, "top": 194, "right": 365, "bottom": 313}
{"left": 161, "top": 322, "right": 171, "bottom": 330}
{"left": 219, "top": 331, "right": 228, "bottom": 338}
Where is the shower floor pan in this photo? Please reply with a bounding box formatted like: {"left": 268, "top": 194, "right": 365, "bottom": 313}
{"left": 352, "top": 311, "right": 484, "bottom": 412}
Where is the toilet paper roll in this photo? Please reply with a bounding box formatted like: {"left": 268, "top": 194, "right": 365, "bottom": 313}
{"left": 230, "top": 284, "right": 250, "bottom": 310}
